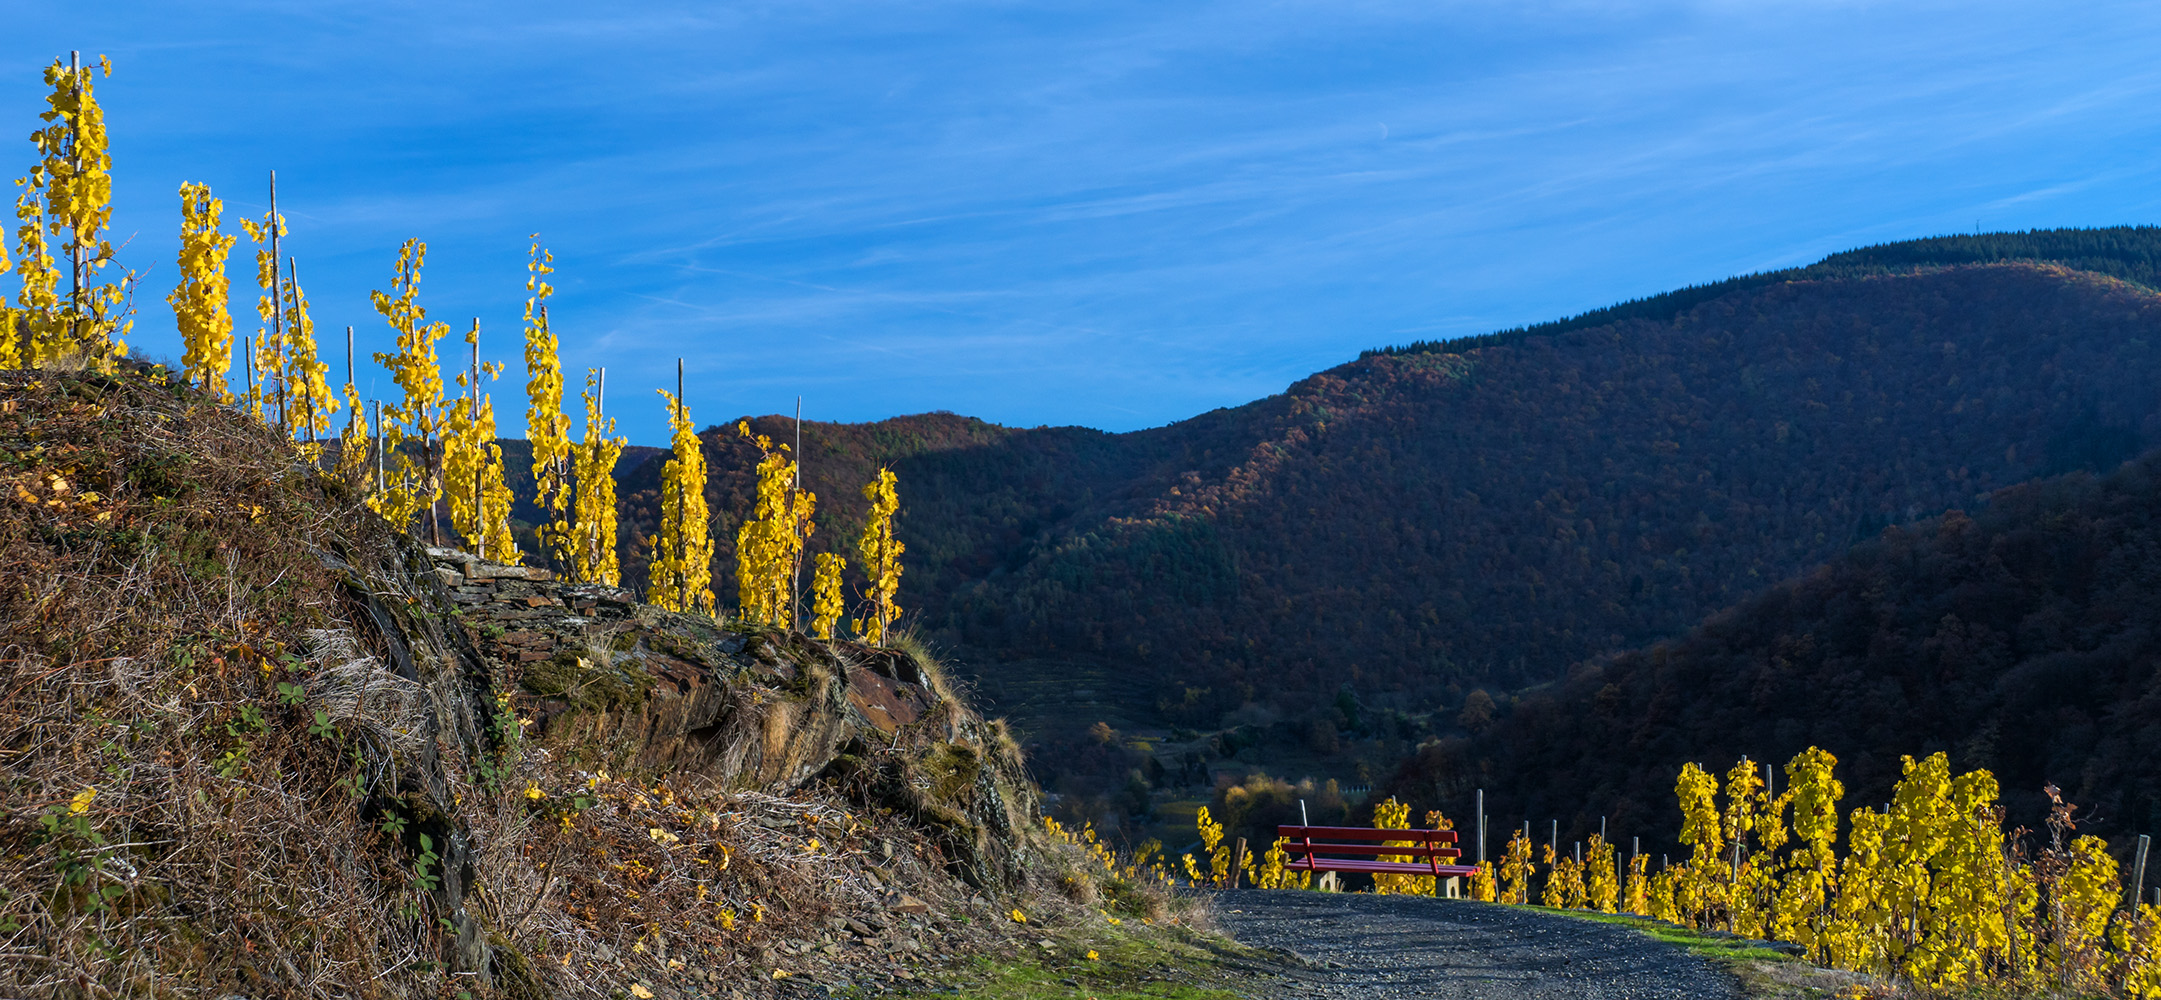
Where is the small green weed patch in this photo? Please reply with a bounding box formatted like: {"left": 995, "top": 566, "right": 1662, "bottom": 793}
{"left": 872, "top": 922, "right": 1252, "bottom": 1000}
{"left": 1540, "top": 907, "right": 1799, "bottom": 963}
{"left": 1535, "top": 908, "right": 1876, "bottom": 999}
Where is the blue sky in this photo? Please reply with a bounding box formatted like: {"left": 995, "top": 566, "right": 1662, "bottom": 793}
{"left": 8, "top": 1, "right": 2161, "bottom": 444}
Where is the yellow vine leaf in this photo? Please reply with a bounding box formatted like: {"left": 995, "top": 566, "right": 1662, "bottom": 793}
{"left": 568, "top": 367, "right": 625, "bottom": 585}
{"left": 811, "top": 551, "right": 846, "bottom": 640}
{"left": 168, "top": 182, "right": 236, "bottom": 399}
{"left": 367, "top": 239, "right": 449, "bottom": 533}
{"left": 734, "top": 421, "right": 812, "bottom": 626}
{"left": 8, "top": 172, "right": 64, "bottom": 369}
{"left": 442, "top": 320, "right": 517, "bottom": 562}
{"left": 647, "top": 389, "right": 713, "bottom": 614}
{"left": 281, "top": 257, "right": 337, "bottom": 455}
{"left": 852, "top": 468, "right": 904, "bottom": 644}
{"left": 522, "top": 237, "right": 574, "bottom": 566}
{"left": 28, "top": 56, "right": 126, "bottom": 369}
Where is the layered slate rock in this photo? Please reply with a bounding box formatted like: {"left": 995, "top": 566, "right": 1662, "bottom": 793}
{"left": 427, "top": 547, "right": 1038, "bottom": 889}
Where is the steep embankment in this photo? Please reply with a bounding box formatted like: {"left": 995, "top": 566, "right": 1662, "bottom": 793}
{"left": 0, "top": 366, "right": 1119, "bottom": 998}
{"left": 617, "top": 232, "right": 2161, "bottom": 745}
{"left": 1384, "top": 447, "right": 2161, "bottom": 856}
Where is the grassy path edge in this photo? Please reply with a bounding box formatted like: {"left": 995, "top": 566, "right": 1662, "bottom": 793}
{"left": 870, "top": 897, "right": 1883, "bottom": 999}
{"left": 1534, "top": 907, "right": 1873, "bottom": 999}
{"left": 861, "top": 918, "right": 1270, "bottom": 1000}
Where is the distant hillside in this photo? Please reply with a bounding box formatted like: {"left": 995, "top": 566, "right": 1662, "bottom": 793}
{"left": 494, "top": 437, "right": 666, "bottom": 537}
{"left": 1369, "top": 226, "right": 2161, "bottom": 358}
{"left": 606, "top": 229, "right": 2161, "bottom": 749}
{"left": 1385, "top": 446, "right": 2161, "bottom": 858}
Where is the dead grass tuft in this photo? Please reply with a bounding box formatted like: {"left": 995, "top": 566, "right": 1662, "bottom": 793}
{"left": 0, "top": 364, "right": 1086, "bottom": 998}
{"left": 0, "top": 366, "right": 442, "bottom": 995}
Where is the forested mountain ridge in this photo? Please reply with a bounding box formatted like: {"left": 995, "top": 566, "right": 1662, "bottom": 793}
{"left": 959, "top": 262, "right": 2161, "bottom": 715}
{"left": 1371, "top": 225, "right": 2161, "bottom": 358}
{"left": 1385, "top": 444, "right": 2161, "bottom": 857}
{"left": 599, "top": 229, "right": 2161, "bottom": 748}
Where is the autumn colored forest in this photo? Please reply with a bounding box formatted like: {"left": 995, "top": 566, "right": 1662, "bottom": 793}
{"left": 1388, "top": 439, "right": 2161, "bottom": 864}
{"left": 535, "top": 230, "right": 2161, "bottom": 841}
{"left": 616, "top": 240, "right": 2161, "bottom": 721}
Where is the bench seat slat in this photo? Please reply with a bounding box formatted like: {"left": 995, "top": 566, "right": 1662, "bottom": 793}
{"left": 1285, "top": 844, "right": 1462, "bottom": 859}
{"left": 1284, "top": 858, "right": 1481, "bottom": 877}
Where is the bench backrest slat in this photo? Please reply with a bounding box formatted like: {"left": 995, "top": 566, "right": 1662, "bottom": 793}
{"left": 1277, "top": 825, "right": 1459, "bottom": 844}
{"left": 1284, "top": 843, "right": 1461, "bottom": 859}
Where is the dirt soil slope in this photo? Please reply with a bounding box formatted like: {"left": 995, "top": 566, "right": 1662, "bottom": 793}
{"left": 0, "top": 365, "right": 1084, "bottom": 998}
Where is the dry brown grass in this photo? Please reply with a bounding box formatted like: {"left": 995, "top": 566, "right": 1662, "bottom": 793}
{"left": 0, "top": 366, "right": 442, "bottom": 995}
{"left": 0, "top": 364, "right": 1118, "bottom": 999}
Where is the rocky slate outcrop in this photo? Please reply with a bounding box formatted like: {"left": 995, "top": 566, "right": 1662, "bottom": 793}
{"left": 426, "top": 547, "right": 1038, "bottom": 891}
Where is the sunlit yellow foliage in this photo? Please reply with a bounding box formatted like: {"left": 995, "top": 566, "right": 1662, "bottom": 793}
{"left": 852, "top": 468, "right": 904, "bottom": 644}
{"left": 2054, "top": 834, "right": 2120, "bottom": 990}
{"left": 1585, "top": 834, "right": 1619, "bottom": 913}
{"left": 1623, "top": 850, "right": 1649, "bottom": 915}
{"left": 332, "top": 345, "right": 369, "bottom": 487}
{"left": 1860, "top": 752, "right": 2022, "bottom": 985}
{"left": 1040, "top": 813, "right": 1182, "bottom": 896}
{"left": 34, "top": 59, "right": 115, "bottom": 304}
{"left": 1880, "top": 753, "right": 1956, "bottom": 973}
{"left": 735, "top": 421, "right": 812, "bottom": 627}
{"left": 1788, "top": 747, "right": 1844, "bottom": 857}
{"left": 279, "top": 261, "right": 336, "bottom": 454}
{"left": 232, "top": 205, "right": 338, "bottom": 448}
{"left": 1543, "top": 843, "right": 1585, "bottom": 909}
{"left": 1497, "top": 828, "right": 1534, "bottom": 905}
{"left": 168, "top": 182, "right": 236, "bottom": 398}
{"left": 1650, "top": 750, "right": 2161, "bottom": 994}
{"left": 442, "top": 321, "right": 518, "bottom": 562}
{"left": 2000, "top": 842, "right": 2043, "bottom": 985}
{"left": 7, "top": 174, "right": 63, "bottom": 368}
{"left": 1369, "top": 797, "right": 1416, "bottom": 895}
{"left": 1647, "top": 864, "right": 1680, "bottom": 924}
{"left": 1773, "top": 747, "right": 1843, "bottom": 963}
{"left": 1470, "top": 860, "right": 1498, "bottom": 902}
{"left": 567, "top": 368, "right": 624, "bottom": 585}
{"left": 1909, "top": 767, "right": 2018, "bottom": 988}
{"left": 2121, "top": 904, "right": 2161, "bottom": 999}
{"left": 0, "top": 191, "right": 12, "bottom": 367}
{"left": 1195, "top": 805, "right": 1229, "bottom": 887}
{"left": 1674, "top": 761, "right": 1725, "bottom": 927}
{"left": 1721, "top": 755, "right": 1773, "bottom": 936}
{"left": 367, "top": 239, "right": 449, "bottom": 531}
{"left": 810, "top": 552, "right": 845, "bottom": 640}
{"left": 1829, "top": 804, "right": 1891, "bottom": 973}
{"left": 1539, "top": 843, "right": 1564, "bottom": 907}
{"left": 647, "top": 390, "right": 714, "bottom": 615}
{"left": 521, "top": 238, "right": 573, "bottom": 565}
{"left": 237, "top": 209, "right": 285, "bottom": 424}
{"left": 28, "top": 56, "right": 127, "bottom": 368}
{"left": 1254, "top": 836, "right": 1294, "bottom": 890}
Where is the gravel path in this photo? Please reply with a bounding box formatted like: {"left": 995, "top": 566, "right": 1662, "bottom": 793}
{"left": 1209, "top": 890, "right": 1745, "bottom": 999}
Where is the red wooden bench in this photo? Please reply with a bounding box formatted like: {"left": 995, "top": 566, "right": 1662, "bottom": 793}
{"left": 1278, "top": 825, "right": 1480, "bottom": 896}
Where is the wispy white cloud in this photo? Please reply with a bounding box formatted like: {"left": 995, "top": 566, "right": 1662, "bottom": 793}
{"left": 6, "top": 0, "right": 2161, "bottom": 440}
